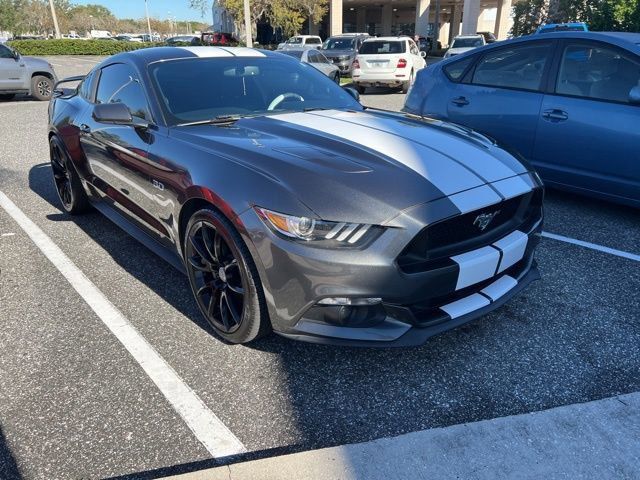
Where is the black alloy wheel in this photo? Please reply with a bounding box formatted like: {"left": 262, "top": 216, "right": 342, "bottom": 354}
{"left": 184, "top": 208, "right": 270, "bottom": 343}
{"left": 49, "top": 136, "right": 91, "bottom": 214}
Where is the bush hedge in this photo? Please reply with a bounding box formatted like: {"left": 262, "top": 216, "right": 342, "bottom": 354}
{"left": 7, "top": 39, "right": 158, "bottom": 56}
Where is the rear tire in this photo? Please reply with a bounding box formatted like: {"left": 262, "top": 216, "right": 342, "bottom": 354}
{"left": 0, "top": 94, "right": 15, "bottom": 101}
{"left": 49, "top": 136, "right": 91, "bottom": 215}
{"left": 184, "top": 207, "right": 271, "bottom": 344}
{"left": 31, "top": 75, "right": 53, "bottom": 101}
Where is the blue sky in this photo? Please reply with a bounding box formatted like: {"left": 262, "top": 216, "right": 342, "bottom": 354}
{"left": 72, "top": 0, "right": 211, "bottom": 22}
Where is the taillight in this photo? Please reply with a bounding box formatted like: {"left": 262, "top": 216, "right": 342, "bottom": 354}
{"left": 352, "top": 58, "right": 360, "bottom": 69}
{"left": 397, "top": 58, "right": 408, "bottom": 68}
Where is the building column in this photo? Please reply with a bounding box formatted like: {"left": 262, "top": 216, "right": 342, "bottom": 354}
{"left": 415, "top": 0, "right": 431, "bottom": 36}
{"left": 381, "top": 3, "right": 393, "bottom": 35}
{"left": 330, "top": 0, "right": 343, "bottom": 36}
{"left": 356, "top": 7, "right": 366, "bottom": 33}
{"left": 461, "top": 0, "right": 480, "bottom": 35}
{"left": 494, "top": 0, "right": 512, "bottom": 39}
{"left": 449, "top": 4, "right": 461, "bottom": 44}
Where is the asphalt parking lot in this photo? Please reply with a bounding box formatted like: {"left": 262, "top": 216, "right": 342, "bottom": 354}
{"left": 0, "top": 56, "right": 639, "bottom": 480}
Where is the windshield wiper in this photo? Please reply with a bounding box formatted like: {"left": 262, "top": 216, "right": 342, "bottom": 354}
{"left": 177, "top": 115, "right": 245, "bottom": 127}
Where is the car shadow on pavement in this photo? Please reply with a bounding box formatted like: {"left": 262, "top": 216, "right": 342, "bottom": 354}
{"left": 0, "top": 425, "right": 21, "bottom": 480}
{"left": 27, "top": 162, "right": 221, "bottom": 340}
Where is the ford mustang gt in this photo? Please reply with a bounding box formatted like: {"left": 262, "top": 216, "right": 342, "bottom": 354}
{"left": 48, "top": 47, "right": 543, "bottom": 346}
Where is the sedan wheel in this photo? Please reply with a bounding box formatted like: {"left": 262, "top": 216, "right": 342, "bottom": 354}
{"left": 184, "top": 208, "right": 271, "bottom": 343}
{"left": 49, "top": 136, "right": 91, "bottom": 214}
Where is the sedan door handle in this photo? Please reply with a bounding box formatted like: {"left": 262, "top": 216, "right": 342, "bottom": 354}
{"left": 451, "top": 96, "right": 469, "bottom": 106}
{"left": 542, "top": 109, "right": 568, "bottom": 122}
{"left": 79, "top": 123, "right": 91, "bottom": 133}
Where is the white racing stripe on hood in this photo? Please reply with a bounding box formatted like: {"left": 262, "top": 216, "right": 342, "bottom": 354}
{"left": 271, "top": 111, "right": 486, "bottom": 196}
{"left": 311, "top": 110, "right": 520, "bottom": 183}
{"left": 178, "top": 47, "right": 266, "bottom": 58}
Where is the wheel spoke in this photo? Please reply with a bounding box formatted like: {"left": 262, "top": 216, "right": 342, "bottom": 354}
{"left": 213, "top": 232, "right": 223, "bottom": 263}
{"left": 188, "top": 255, "right": 212, "bottom": 272}
{"left": 189, "top": 229, "right": 212, "bottom": 265}
{"left": 196, "top": 283, "right": 211, "bottom": 297}
{"left": 222, "top": 290, "right": 241, "bottom": 325}
{"left": 202, "top": 226, "right": 220, "bottom": 265}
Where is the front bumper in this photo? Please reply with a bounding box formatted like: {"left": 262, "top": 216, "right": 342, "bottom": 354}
{"left": 352, "top": 71, "right": 410, "bottom": 87}
{"left": 327, "top": 59, "right": 353, "bottom": 75}
{"left": 239, "top": 182, "right": 543, "bottom": 347}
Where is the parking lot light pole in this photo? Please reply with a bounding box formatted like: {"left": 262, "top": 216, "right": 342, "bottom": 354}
{"left": 145, "top": 0, "right": 152, "bottom": 40}
{"left": 244, "top": 0, "right": 252, "bottom": 48}
{"left": 48, "top": 0, "right": 61, "bottom": 39}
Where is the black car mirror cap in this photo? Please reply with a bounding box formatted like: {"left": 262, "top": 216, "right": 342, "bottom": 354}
{"left": 343, "top": 86, "right": 360, "bottom": 102}
{"left": 629, "top": 86, "right": 640, "bottom": 105}
{"left": 92, "top": 103, "right": 133, "bottom": 125}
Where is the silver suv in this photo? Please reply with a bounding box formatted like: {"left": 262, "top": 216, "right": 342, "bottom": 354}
{"left": 322, "top": 33, "right": 370, "bottom": 76}
{"left": 0, "top": 43, "right": 57, "bottom": 101}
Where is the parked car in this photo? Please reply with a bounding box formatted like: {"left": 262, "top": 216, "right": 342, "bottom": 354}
{"left": 201, "top": 31, "right": 238, "bottom": 46}
{"left": 279, "top": 49, "right": 340, "bottom": 82}
{"left": 535, "top": 22, "right": 588, "bottom": 34}
{"left": 352, "top": 36, "right": 427, "bottom": 93}
{"left": 166, "top": 35, "right": 199, "bottom": 46}
{"left": 477, "top": 31, "right": 497, "bottom": 44}
{"left": 321, "top": 33, "right": 369, "bottom": 76}
{"left": 444, "top": 35, "right": 485, "bottom": 58}
{"left": 0, "top": 42, "right": 57, "bottom": 101}
{"left": 405, "top": 31, "right": 640, "bottom": 207}
{"left": 415, "top": 35, "right": 434, "bottom": 57}
{"left": 277, "top": 35, "right": 322, "bottom": 51}
{"left": 48, "top": 46, "right": 543, "bottom": 346}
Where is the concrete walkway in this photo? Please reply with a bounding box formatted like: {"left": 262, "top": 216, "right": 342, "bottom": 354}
{"left": 167, "top": 392, "right": 640, "bottom": 480}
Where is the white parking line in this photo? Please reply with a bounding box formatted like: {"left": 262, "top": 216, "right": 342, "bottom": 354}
{"left": 542, "top": 231, "right": 640, "bottom": 262}
{"left": 0, "top": 191, "right": 246, "bottom": 458}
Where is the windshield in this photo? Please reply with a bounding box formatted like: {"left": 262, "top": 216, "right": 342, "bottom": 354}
{"left": 452, "top": 37, "right": 483, "bottom": 48}
{"left": 360, "top": 41, "right": 405, "bottom": 55}
{"left": 149, "top": 57, "right": 362, "bottom": 125}
{"left": 324, "top": 38, "right": 356, "bottom": 50}
{"left": 287, "top": 37, "right": 303, "bottom": 44}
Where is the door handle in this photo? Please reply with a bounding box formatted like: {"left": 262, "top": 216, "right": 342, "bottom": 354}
{"left": 451, "top": 96, "right": 469, "bottom": 106}
{"left": 79, "top": 123, "right": 91, "bottom": 133}
{"left": 542, "top": 109, "right": 568, "bottom": 122}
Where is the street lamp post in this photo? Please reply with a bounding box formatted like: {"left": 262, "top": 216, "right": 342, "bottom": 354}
{"left": 243, "top": 0, "right": 252, "bottom": 47}
{"left": 48, "top": 0, "right": 61, "bottom": 39}
{"left": 144, "top": 0, "right": 152, "bottom": 40}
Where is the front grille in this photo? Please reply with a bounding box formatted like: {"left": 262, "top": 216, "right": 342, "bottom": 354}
{"left": 398, "top": 188, "right": 543, "bottom": 272}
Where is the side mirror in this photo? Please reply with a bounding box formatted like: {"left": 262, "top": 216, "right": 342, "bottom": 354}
{"left": 92, "top": 103, "right": 133, "bottom": 124}
{"left": 420, "top": 51, "right": 427, "bottom": 58}
{"left": 12, "top": 50, "right": 20, "bottom": 60}
{"left": 343, "top": 86, "right": 360, "bottom": 102}
{"left": 629, "top": 86, "right": 640, "bottom": 105}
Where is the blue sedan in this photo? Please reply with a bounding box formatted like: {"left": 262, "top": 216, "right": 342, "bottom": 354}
{"left": 405, "top": 31, "right": 640, "bottom": 207}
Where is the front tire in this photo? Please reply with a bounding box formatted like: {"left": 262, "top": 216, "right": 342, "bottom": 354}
{"left": 31, "top": 75, "right": 53, "bottom": 101}
{"left": 184, "top": 208, "right": 271, "bottom": 344}
{"left": 49, "top": 136, "right": 91, "bottom": 214}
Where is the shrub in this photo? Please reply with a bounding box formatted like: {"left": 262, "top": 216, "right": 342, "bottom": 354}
{"left": 6, "top": 39, "right": 158, "bottom": 56}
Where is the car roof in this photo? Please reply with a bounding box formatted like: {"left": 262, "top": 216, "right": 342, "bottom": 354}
{"left": 101, "top": 46, "right": 284, "bottom": 69}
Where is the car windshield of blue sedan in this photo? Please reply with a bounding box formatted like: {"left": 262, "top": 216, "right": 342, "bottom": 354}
{"left": 149, "top": 57, "right": 362, "bottom": 125}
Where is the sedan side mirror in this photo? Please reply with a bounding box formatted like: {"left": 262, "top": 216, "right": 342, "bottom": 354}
{"left": 343, "top": 86, "right": 360, "bottom": 102}
{"left": 629, "top": 86, "right": 640, "bottom": 105}
{"left": 92, "top": 103, "right": 133, "bottom": 124}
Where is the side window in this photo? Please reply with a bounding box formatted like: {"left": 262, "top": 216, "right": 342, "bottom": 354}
{"left": 443, "top": 55, "right": 474, "bottom": 81}
{"left": 472, "top": 43, "right": 552, "bottom": 92}
{"left": 96, "top": 63, "right": 150, "bottom": 120}
{"left": 556, "top": 43, "right": 640, "bottom": 104}
{"left": 307, "top": 52, "right": 320, "bottom": 63}
{"left": 110, "top": 81, "right": 151, "bottom": 120}
{"left": 0, "top": 44, "right": 14, "bottom": 59}
{"left": 79, "top": 70, "right": 96, "bottom": 101}
{"left": 319, "top": 53, "right": 331, "bottom": 64}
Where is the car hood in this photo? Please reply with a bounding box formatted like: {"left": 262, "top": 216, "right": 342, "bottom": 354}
{"left": 447, "top": 47, "right": 476, "bottom": 55}
{"left": 323, "top": 50, "right": 355, "bottom": 58}
{"left": 173, "top": 109, "right": 528, "bottom": 225}
{"left": 23, "top": 56, "right": 51, "bottom": 69}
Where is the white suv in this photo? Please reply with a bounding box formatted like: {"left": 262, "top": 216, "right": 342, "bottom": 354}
{"left": 352, "top": 36, "right": 426, "bottom": 94}
{"left": 277, "top": 35, "right": 323, "bottom": 51}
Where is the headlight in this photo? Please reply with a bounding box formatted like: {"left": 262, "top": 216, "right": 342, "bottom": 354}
{"left": 255, "top": 207, "right": 379, "bottom": 246}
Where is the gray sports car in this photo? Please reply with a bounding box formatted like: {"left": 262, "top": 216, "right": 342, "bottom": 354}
{"left": 48, "top": 46, "right": 543, "bottom": 346}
